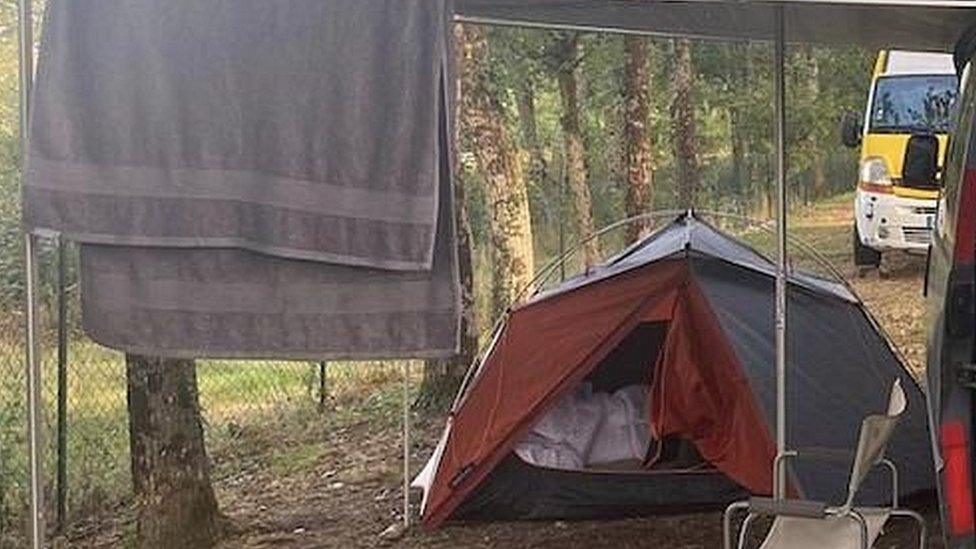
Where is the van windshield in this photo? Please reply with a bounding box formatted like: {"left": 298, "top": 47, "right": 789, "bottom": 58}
{"left": 869, "top": 74, "right": 959, "bottom": 134}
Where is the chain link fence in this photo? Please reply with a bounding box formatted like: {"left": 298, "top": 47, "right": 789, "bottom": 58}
{"left": 0, "top": 246, "right": 354, "bottom": 546}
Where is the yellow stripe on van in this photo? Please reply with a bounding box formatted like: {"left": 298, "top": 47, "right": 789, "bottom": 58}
{"left": 873, "top": 50, "right": 889, "bottom": 79}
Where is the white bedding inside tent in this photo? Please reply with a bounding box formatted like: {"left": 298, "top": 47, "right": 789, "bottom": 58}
{"left": 514, "top": 383, "right": 652, "bottom": 470}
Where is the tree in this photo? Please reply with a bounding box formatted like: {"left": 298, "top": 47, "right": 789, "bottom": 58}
{"left": 550, "top": 32, "right": 600, "bottom": 265}
{"left": 794, "top": 47, "right": 827, "bottom": 203}
{"left": 126, "top": 355, "right": 221, "bottom": 548}
{"left": 418, "top": 25, "right": 479, "bottom": 412}
{"left": 724, "top": 43, "right": 751, "bottom": 197}
{"left": 417, "top": 168, "right": 478, "bottom": 411}
{"left": 670, "top": 39, "right": 701, "bottom": 209}
{"left": 460, "top": 25, "right": 535, "bottom": 318}
{"left": 517, "top": 79, "right": 550, "bottom": 191}
{"left": 623, "top": 36, "right": 654, "bottom": 243}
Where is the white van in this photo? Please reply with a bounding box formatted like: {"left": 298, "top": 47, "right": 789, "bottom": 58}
{"left": 844, "top": 50, "right": 958, "bottom": 268}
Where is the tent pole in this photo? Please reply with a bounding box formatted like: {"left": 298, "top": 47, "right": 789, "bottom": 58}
{"left": 773, "top": 5, "right": 788, "bottom": 500}
{"left": 403, "top": 361, "right": 411, "bottom": 528}
{"left": 18, "top": 0, "right": 44, "bottom": 545}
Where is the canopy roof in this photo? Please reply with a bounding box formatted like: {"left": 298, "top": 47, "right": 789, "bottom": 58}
{"left": 454, "top": 0, "right": 976, "bottom": 52}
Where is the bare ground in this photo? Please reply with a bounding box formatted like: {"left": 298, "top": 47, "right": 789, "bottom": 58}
{"left": 212, "top": 416, "right": 940, "bottom": 549}
{"left": 70, "top": 197, "right": 943, "bottom": 548}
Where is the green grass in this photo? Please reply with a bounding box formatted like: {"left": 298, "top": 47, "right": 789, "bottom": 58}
{"left": 0, "top": 332, "right": 416, "bottom": 546}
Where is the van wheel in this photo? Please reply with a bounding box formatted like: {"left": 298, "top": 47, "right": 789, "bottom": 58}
{"left": 853, "top": 224, "right": 881, "bottom": 271}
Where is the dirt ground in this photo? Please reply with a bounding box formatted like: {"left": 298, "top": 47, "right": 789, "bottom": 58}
{"left": 70, "top": 197, "right": 942, "bottom": 548}
{"left": 213, "top": 417, "right": 941, "bottom": 549}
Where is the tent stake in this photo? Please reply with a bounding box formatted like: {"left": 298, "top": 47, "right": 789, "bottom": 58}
{"left": 773, "top": 5, "right": 789, "bottom": 500}
{"left": 403, "top": 361, "right": 411, "bottom": 528}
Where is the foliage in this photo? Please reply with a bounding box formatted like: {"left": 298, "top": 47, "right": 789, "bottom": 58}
{"left": 452, "top": 29, "right": 874, "bottom": 332}
{"left": 0, "top": 0, "right": 22, "bottom": 314}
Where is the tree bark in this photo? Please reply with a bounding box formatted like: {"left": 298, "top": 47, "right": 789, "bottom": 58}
{"left": 517, "top": 81, "right": 550, "bottom": 190}
{"left": 730, "top": 102, "right": 746, "bottom": 187}
{"left": 623, "top": 36, "right": 654, "bottom": 244}
{"left": 805, "top": 49, "right": 828, "bottom": 201}
{"left": 417, "top": 26, "right": 479, "bottom": 411}
{"left": 728, "top": 44, "right": 749, "bottom": 199}
{"left": 127, "top": 355, "right": 221, "bottom": 548}
{"left": 417, "top": 167, "right": 478, "bottom": 412}
{"left": 460, "top": 25, "right": 535, "bottom": 319}
{"left": 552, "top": 33, "right": 600, "bottom": 265}
{"left": 670, "top": 39, "right": 701, "bottom": 210}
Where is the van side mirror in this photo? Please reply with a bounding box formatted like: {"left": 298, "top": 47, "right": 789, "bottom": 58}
{"left": 903, "top": 133, "right": 940, "bottom": 189}
{"left": 840, "top": 111, "right": 863, "bottom": 149}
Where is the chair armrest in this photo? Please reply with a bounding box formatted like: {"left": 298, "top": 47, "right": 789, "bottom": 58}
{"left": 784, "top": 448, "right": 900, "bottom": 509}
{"left": 793, "top": 447, "right": 854, "bottom": 464}
{"left": 773, "top": 448, "right": 853, "bottom": 499}
{"left": 748, "top": 496, "right": 828, "bottom": 519}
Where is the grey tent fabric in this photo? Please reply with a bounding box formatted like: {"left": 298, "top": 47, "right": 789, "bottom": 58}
{"left": 78, "top": 139, "right": 460, "bottom": 360}
{"left": 692, "top": 259, "right": 932, "bottom": 504}
{"left": 454, "top": 0, "right": 976, "bottom": 52}
{"left": 26, "top": 0, "right": 451, "bottom": 270}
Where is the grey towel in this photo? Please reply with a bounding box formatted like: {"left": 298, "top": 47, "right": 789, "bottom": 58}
{"left": 79, "top": 136, "right": 460, "bottom": 360}
{"left": 27, "top": 0, "right": 450, "bottom": 270}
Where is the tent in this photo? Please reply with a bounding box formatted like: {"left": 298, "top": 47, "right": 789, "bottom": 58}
{"left": 415, "top": 214, "right": 934, "bottom": 526}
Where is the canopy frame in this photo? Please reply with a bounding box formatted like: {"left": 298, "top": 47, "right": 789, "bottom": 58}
{"left": 18, "top": 0, "right": 43, "bottom": 543}
{"left": 772, "top": 6, "right": 788, "bottom": 499}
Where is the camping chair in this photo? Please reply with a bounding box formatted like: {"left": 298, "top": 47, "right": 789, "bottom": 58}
{"left": 723, "top": 379, "right": 927, "bottom": 549}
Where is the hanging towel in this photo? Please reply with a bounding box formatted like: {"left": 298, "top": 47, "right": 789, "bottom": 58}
{"left": 26, "top": 0, "right": 450, "bottom": 270}
{"left": 78, "top": 135, "right": 460, "bottom": 360}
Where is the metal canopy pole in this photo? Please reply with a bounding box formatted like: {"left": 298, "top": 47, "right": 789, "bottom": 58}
{"left": 24, "top": 238, "right": 43, "bottom": 549}
{"left": 18, "top": 0, "right": 43, "bottom": 545}
{"left": 402, "top": 362, "right": 411, "bottom": 528}
{"left": 773, "top": 6, "right": 789, "bottom": 500}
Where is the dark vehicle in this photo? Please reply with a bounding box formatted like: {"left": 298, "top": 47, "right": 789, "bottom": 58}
{"left": 926, "top": 25, "right": 976, "bottom": 549}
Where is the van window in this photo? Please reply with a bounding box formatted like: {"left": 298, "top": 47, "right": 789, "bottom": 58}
{"left": 870, "top": 75, "right": 959, "bottom": 134}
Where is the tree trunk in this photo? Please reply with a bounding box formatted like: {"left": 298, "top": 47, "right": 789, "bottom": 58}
{"left": 623, "top": 36, "right": 654, "bottom": 244}
{"left": 670, "top": 39, "right": 701, "bottom": 210}
{"left": 418, "top": 27, "right": 479, "bottom": 412}
{"left": 728, "top": 45, "right": 749, "bottom": 200}
{"left": 805, "top": 49, "right": 828, "bottom": 201}
{"left": 417, "top": 168, "right": 477, "bottom": 411}
{"left": 127, "top": 355, "right": 221, "bottom": 548}
{"left": 517, "top": 81, "right": 550, "bottom": 190}
{"left": 730, "top": 103, "right": 746, "bottom": 187}
{"left": 553, "top": 33, "right": 600, "bottom": 265}
{"left": 460, "top": 25, "right": 535, "bottom": 319}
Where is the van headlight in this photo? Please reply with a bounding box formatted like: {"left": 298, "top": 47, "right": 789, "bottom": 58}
{"left": 859, "top": 157, "right": 893, "bottom": 189}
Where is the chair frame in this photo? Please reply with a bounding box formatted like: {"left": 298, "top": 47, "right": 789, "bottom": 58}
{"left": 722, "top": 449, "right": 927, "bottom": 549}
